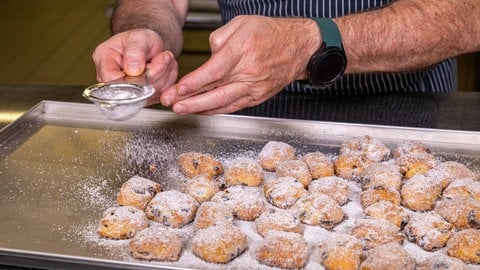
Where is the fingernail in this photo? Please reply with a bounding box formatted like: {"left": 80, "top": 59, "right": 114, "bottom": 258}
{"left": 177, "top": 85, "right": 187, "bottom": 95}
{"left": 173, "top": 104, "right": 186, "bottom": 115}
{"left": 163, "top": 95, "right": 174, "bottom": 106}
{"left": 127, "top": 62, "right": 142, "bottom": 76}
{"left": 164, "top": 52, "right": 171, "bottom": 64}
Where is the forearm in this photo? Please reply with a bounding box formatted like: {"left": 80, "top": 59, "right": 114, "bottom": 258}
{"left": 336, "top": 0, "right": 480, "bottom": 73}
{"left": 111, "top": 0, "right": 188, "bottom": 57}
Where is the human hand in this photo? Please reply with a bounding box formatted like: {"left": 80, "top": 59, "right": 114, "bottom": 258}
{"left": 160, "top": 15, "right": 320, "bottom": 115}
{"left": 92, "top": 29, "right": 179, "bottom": 106}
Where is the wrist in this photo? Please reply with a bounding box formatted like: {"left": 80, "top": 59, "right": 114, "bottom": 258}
{"left": 305, "top": 18, "right": 347, "bottom": 88}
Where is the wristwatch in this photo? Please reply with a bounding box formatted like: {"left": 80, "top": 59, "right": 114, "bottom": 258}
{"left": 307, "top": 18, "right": 347, "bottom": 88}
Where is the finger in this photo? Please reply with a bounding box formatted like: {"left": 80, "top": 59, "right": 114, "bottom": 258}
{"left": 208, "top": 17, "right": 242, "bottom": 52}
{"left": 197, "top": 95, "right": 261, "bottom": 115}
{"left": 93, "top": 45, "right": 125, "bottom": 82}
{"left": 175, "top": 52, "right": 237, "bottom": 97}
{"left": 122, "top": 40, "right": 149, "bottom": 77}
{"left": 171, "top": 82, "right": 249, "bottom": 115}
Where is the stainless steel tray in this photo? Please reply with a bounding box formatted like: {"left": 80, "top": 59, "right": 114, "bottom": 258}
{"left": 1, "top": 101, "right": 479, "bottom": 270}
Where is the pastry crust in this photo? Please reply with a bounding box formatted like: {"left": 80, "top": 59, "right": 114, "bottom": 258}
{"left": 416, "top": 254, "right": 468, "bottom": 270}
{"left": 446, "top": 229, "right": 480, "bottom": 264}
{"left": 318, "top": 233, "right": 363, "bottom": 270}
{"left": 255, "top": 208, "right": 304, "bottom": 237}
{"left": 360, "top": 243, "right": 415, "bottom": 270}
{"left": 292, "top": 192, "right": 345, "bottom": 229}
{"left": 193, "top": 201, "right": 234, "bottom": 231}
{"left": 263, "top": 176, "right": 307, "bottom": 209}
{"left": 362, "top": 162, "right": 402, "bottom": 191}
{"left": 117, "top": 175, "right": 162, "bottom": 210}
{"left": 400, "top": 174, "right": 440, "bottom": 211}
{"left": 364, "top": 201, "right": 409, "bottom": 228}
{"left": 258, "top": 141, "right": 296, "bottom": 172}
{"left": 404, "top": 211, "right": 454, "bottom": 251}
{"left": 434, "top": 196, "right": 480, "bottom": 230}
{"left": 224, "top": 157, "right": 264, "bottom": 186}
{"left": 426, "top": 161, "right": 478, "bottom": 190}
{"left": 301, "top": 151, "right": 335, "bottom": 179}
{"left": 211, "top": 185, "right": 266, "bottom": 221}
{"left": 97, "top": 206, "right": 149, "bottom": 240}
{"left": 182, "top": 174, "right": 220, "bottom": 203}
{"left": 129, "top": 226, "right": 183, "bottom": 261}
{"left": 145, "top": 190, "right": 199, "bottom": 228}
{"left": 334, "top": 153, "right": 374, "bottom": 181}
{"left": 192, "top": 223, "right": 248, "bottom": 264}
{"left": 361, "top": 185, "right": 401, "bottom": 209}
{"left": 339, "top": 135, "right": 391, "bottom": 163}
{"left": 350, "top": 219, "right": 405, "bottom": 250}
{"left": 276, "top": 159, "right": 312, "bottom": 187}
{"left": 395, "top": 151, "right": 437, "bottom": 179}
{"left": 177, "top": 152, "right": 223, "bottom": 178}
{"left": 308, "top": 176, "right": 350, "bottom": 205}
{"left": 255, "top": 231, "right": 308, "bottom": 269}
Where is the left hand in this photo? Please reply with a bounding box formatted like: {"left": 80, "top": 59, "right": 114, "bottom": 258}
{"left": 159, "top": 15, "right": 321, "bottom": 115}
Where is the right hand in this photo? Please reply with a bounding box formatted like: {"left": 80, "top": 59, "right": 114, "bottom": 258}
{"left": 92, "top": 29, "right": 179, "bottom": 106}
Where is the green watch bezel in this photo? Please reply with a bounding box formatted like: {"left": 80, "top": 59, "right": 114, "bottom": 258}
{"left": 307, "top": 17, "right": 347, "bottom": 88}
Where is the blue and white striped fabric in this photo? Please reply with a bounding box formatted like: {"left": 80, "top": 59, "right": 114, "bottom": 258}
{"left": 217, "top": 0, "right": 457, "bottom": 94}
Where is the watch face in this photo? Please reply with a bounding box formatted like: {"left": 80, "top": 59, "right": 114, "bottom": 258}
{"left": 316, "top": 50, "right": 346, "bottom": 83}
{"left": 308, "top": 45, "right": 347, "bottom": 88}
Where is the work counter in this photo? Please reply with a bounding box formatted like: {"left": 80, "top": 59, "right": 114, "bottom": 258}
{"left": 0, "top": 85, "right": 479, "bottom": 131}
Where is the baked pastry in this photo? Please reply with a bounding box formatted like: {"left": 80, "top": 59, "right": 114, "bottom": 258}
{"left": 350, "top": 218, "right": 405, "bottom": 250}
{"left": 393, "top": 140, "right": 430, "bottom": 159}
{"left": 364, "top": 201, "right": 409, "bottom": 228}
{"left": 263, "top": 176, "right": 307, "bottom": 209}
{"left": 318, "top": 232, "right": 363, "bottom": 270}
{"left": 339, "top": 135, "right": 391, "bottom": 163}
{"left": 425, "top": 160, "right": 478, "bottom": 190}
{"left": 308, "top": 176, "right": 349, "bottom": 205}
{"left": 191, "top": 223, "right": 248, "bottom": 264}
{"left": 362, "top": 162, "right": 402, "bottom": 191}
{"left": 211, "top": 185, "right": 266, "bottom": 221}
{"left": 404, "top": 211, "right": 454, "bottom": 251}
{"left": 145, "top": 190, "right": 199, "bottom": 228}
{"left": 177, "top": 152, "right": 223, "bottom": 178}
{"left": 117, "top": 175, "right": 162, "bottom": 210}
{"left": 360, "top": 185, "right": 401, "bottom": 209}
{"left": 360, "top": 243, "right": 415, "bottom": 270}
{"left": 129, "top": 225, "right": 183, "bottom": 261}
{"left": 97, "top": 205, "right": 149, "bottom": 240}
{"left": 301, "top": 151, "right": 335, "bottom": 179}
{"left": 224, "top": 157, "right": 264, "bottom": 186}
{"left": 446, "top": 229, "right": 480, "bottom": 264}
{"left": 395, "top": 151, "right": 437, "bottom": 179}
{"left": 193, "top": 201, "right": 235, "bottom": 231}
{"left": 434, "top": 196, "right": 480, "bottom": 230}
{"left": 255, "top": 208, "right": 304, "bottom": 237}
{"left": 258, "top": 141, "right": 296, "bottom": 171}
{"left": 416, "top": 254, "right": 468, "bottom": 270}
{"left": 334, "top": 152, "right": 375, "bottom": 181}
{"left": 255, "top": 231, "right": 308, "bottom": 269}
{"left": 182, "top": 174, "right": 220, "bottom": 203}
{"left": 443, "top": 177, "right": 480, "bottom": 202}
{"left": 276, "top": 159, "right": 313, "bottom": 187}
{"left": 400, "top": 174, "right": 440, "bottom": 211}
{"left": 292, "top": 192, "right": 345, "bottom": 229}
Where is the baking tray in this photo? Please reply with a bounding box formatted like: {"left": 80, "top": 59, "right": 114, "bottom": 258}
{"left": 0, "top": 101, "right": 479, "bottom": 270}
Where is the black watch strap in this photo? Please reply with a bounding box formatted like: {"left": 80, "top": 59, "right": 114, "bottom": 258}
{"left": 311, "top": 17, "right": 343, "bottom": 49}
